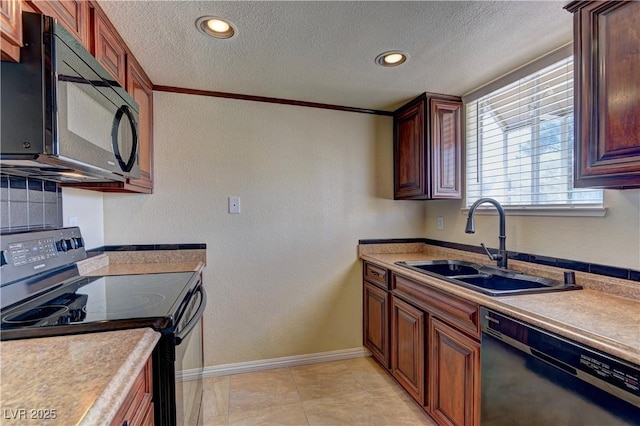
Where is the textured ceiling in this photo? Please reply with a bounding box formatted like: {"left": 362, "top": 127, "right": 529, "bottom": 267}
{"left": 98, "top": 1, "right": 573, "bottom": 111}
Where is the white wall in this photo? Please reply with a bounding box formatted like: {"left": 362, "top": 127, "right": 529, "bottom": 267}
{"left": 424, "top": 189, "right": 640, "bottom": 270}
{"left": 102, "top": 92, "right": 426, "bottom": 366}
{"left": 61, "top": 187, "right": 104, "bottom": 249}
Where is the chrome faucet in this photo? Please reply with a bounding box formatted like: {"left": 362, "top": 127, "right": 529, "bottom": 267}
{"left": 465, "top": 198, "right": 508, "bottom": 269}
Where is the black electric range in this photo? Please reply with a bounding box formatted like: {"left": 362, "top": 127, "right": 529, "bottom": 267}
{"left": 0, "top": 227, "right": 206, "bottom": 425}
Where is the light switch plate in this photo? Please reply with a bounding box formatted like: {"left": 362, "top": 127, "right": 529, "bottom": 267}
{"left": 437, "top": 216, "right": 444, "bottom": 230}
{"left": 229, "top": 197, "right": 241, "bottom": 214}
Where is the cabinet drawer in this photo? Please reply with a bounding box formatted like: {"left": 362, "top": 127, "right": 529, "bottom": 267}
{"left": 363, "top": 262, "right": 388, "bottom": 289}
{"left": 392, "top": 273, "right": 479, "bottom": 338}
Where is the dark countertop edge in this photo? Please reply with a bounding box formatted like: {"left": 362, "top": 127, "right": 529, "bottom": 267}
{"left": 359, "top": 238, "right": 639, "bottom": 282}
{"left": 87, "top": 243, "right": 206, "bottom": 256}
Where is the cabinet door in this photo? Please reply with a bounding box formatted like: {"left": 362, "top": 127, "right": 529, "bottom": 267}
{"left": 391, "top": 295, "right": 425, "bottom": 405}
{"left": 127, "top": 57, "right": 154, "bottom": 193}
{"left": 431, "top": 99, "right": 462, "bottom": 199}
{"left": 0, "top": 0, "right": 21, "bottom": 62}
{"left": 571, "top": 1, "right": 640, "bottom": 188}
{"left": 363, "top": 281, "right": 390, "bottom": 369}
{"left": 394, "top": 99, "right": 428, "bottom": 199}
{"left": 429, "top": 318, "right": 480, "bottom": 426}
{"left": 91, "top": 4, "right": 127, "bottom": 87}
{"left": 29, "top": 0, "right": 89, "bottom": 48}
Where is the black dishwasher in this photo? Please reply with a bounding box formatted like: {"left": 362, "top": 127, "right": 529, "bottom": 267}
{"left": 481, "top": 307, "right": 640, "bottom": 426}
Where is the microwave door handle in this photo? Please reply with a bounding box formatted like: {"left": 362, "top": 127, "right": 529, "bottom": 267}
{"left": 175, "top": 286, "right": 207, "bottom": 345}
{"left": 111, "top": 105, "right": 139, "bottom": 173}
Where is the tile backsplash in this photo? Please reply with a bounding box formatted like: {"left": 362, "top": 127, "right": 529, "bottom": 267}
{"left": 0, "top": 176, "right": 63, "bottom": 232}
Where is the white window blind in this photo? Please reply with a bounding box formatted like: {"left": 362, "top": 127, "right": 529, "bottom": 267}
{"left": 465, "top": 56, "right": 603, "bottom": 208}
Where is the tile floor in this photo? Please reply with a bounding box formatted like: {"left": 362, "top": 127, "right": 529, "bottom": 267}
{"left": 198, "top": 356, "right": 436, "bottom": 425}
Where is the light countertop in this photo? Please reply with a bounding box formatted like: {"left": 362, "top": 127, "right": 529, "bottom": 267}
{"left": 0, "top": 328, "right": 159, "bottom": 425}
{"left": 360, "top": 244, "right": 640, "bottom": 365}
{"left": 1, "top": 248, "right": 206, "bottom": 425}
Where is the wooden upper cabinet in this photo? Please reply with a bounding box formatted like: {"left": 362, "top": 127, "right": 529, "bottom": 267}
{"left": 1, "top": 0, "right": 22, "bottom": 61}
{"left": 91, "top": 3, "right": 127, "bottom": 88}
{"left": 29, "top": 0, "right": 89, "bottom": 48}
{"left": 127, "top": 57, "right": 154, "bottom": 193}
{"left": 393, "top": 93, "right": 462, "bottom": 200}
{"left": 566, "top": 0, "right": 640, "bottom": 188}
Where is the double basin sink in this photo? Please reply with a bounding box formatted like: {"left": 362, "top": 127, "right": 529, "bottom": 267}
{"left": 395, "top": 260, "right": 582, "bottom": 296}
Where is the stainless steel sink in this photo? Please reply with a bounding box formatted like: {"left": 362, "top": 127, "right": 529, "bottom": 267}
{"left": 396, "top": 260, "right": 582, "bottom": 296}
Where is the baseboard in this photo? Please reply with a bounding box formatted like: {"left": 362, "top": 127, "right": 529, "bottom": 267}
{"left": 178, "top": 347, "right": 371, "bottom": 382}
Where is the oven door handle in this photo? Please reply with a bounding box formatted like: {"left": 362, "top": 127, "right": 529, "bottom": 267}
{"left": 175, "top": 285, "right": 207, "bottom": 345}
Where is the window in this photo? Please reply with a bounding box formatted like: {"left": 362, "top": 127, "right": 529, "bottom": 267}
{"left": 465, "top": 52, "right": 602, "bottom": 209}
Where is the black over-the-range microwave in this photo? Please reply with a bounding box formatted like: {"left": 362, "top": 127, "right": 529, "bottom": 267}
{"left": 0, "top": 12, "right": 140, "bottom": 183}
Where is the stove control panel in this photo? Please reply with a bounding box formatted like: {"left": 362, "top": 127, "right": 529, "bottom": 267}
{"left": 0, "top": 227, "right": 87, "bottom": 286}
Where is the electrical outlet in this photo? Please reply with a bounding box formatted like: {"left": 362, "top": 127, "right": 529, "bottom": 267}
{"left": 437, "top": 216, "right": 444, "bottom": 231}
{"left": 228, "top": 197, "right": 241, "bottom": 214}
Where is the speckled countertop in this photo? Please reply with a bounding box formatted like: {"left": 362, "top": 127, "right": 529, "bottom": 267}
{"left": 77, "top": 249, "right": 206, "bottom": 276}
{"left": 0, "top": 249, "right": 207, "bottom": 425}
{"left": 360, "top": 243, "right": 640, "bottom": 366}
{"left": 0, "top": 328, "right": 159, "bottom": 425}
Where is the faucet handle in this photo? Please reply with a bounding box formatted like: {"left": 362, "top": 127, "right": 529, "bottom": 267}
{"left": 480, "top": 242, "right": 503, "bottom": 261}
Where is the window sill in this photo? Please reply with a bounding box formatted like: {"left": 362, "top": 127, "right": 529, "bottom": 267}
{"left": 460, "top": 206, "right": 607, "bottom": 217}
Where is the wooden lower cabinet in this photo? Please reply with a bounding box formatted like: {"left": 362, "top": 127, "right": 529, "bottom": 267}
{"left": 363, "top": 281, "right": 390, "bottom": 368}
{"left": 429, "top": 318, "right": 480, "bottom": 426}
{"left": 391, "top": 295, "right": 426, "bottom": 405}
{"left": 111, "top": 356, "right": 154, "bottom": 426}
{"left": 363, "top": 263, "right": 482, "bottom": 426}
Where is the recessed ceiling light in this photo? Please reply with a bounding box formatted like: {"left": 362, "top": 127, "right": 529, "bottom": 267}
{"left": 375, "top": 51, "right": 408, "bottom": 67}
{"left": 196, "top": 16, "right": 236, "bottom": 39}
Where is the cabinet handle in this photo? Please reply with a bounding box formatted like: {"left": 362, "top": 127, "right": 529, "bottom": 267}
{"left": 122, "top": 421, "right": 130, "bottom": 426}
{"left": 369, "top": 269, "right": 382, "bottom": 277}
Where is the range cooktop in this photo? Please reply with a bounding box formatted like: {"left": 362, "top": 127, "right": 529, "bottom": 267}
{"left": 0, "top": 227, "right": 200, "bottom": 340}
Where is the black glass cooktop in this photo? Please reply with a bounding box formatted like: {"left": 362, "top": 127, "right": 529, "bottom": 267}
{"left": 0, "top": 271, "right": 198, "bottom": 339}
